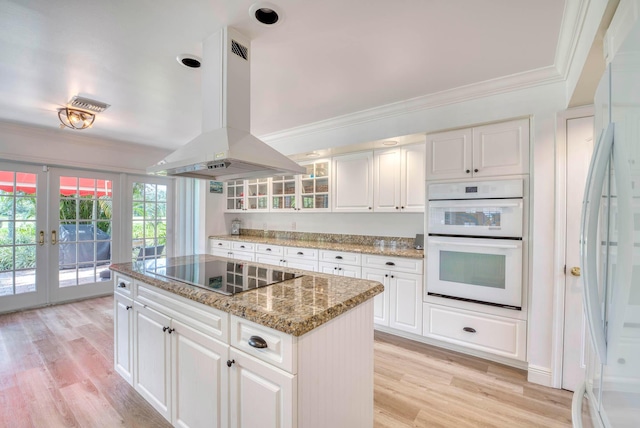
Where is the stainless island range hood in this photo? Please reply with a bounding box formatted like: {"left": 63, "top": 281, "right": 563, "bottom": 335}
{"left": 148, "top": 27, "right": 305, "bottom": 181}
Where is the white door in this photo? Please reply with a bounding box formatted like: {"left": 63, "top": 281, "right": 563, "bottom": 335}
{"left": 114, "top": 292, "right": 134, "bottom": 385}
{"left": 425, "top": 128, "right": 472, "bottom": 180}
{"left": 471, "top": 119, "right": 529, "bottom": 178}
{"left": 0, "top": 164, "right": 48, "bottom": 313}
{"left": 389, "top": 272, "right": 422, "bottom": 335}
{"left": 362, "top": 267, "right": 389, "bottom": 326}
{"left": 332, "top": 152, "right": 373, "bottom": 212}
{"left": 562, "top": 115, "right": 594, "bottom": 391}
{"left": 400, "top": 143, "right": 426, "bottom": 212}
{"left": 172, "top": 319, "right": 229, "bottom": 428}
{"left": 49, "top": 169, "right": 119, "bottom": 303}
{"left": 373, "top": 148, "right": 400, "bottom": 212}
{"left": 229, "top": 349, "right": 295, "bottom": 428}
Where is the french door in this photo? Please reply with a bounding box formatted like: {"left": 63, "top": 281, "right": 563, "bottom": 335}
{"left": 0, "top": 164, "right": 119, "bottom": 312}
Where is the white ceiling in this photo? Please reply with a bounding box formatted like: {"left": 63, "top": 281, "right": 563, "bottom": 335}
{"left": 0, "top": 0, "right": 566, "bottom": 152}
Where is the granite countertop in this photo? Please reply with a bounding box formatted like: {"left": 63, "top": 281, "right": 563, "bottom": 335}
{"left": 110, "top": 254, "right": 383, "bottom": 337}
{"left": 209, "top": 234, "right": 424, "bottom": 259}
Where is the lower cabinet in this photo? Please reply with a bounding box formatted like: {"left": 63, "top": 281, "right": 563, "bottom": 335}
{"left": 362, "top": 267, "right": 422, "bottom": 335}
{"left": 114, "top": 291, "right": 133, "bottom": 385}
{"left": 229, "top": 348, "right": 295, "bottom": 428}
{"left": 318, "top": 262, "right": 361, "bottom": 278}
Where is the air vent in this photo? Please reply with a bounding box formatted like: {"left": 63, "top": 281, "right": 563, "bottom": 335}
{"left": 69, "top": 96, "right": 110, "bottom": 113}
{"left": 208, "top": 161, "right": 230, "bottom": 169}
{"left": 231, "top": 40, "right": 249, "bottom": 60}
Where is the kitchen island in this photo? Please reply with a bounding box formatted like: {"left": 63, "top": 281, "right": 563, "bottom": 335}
{"left": 110, "top": 254, "right": 383, "bottom": 428}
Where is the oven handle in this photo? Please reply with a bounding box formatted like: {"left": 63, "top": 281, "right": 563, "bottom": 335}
{"left": 428, "top": 200, "right": 522, "bottom": 208}
{"left": 428, "top": 239, "right": 519, "bottom": 250}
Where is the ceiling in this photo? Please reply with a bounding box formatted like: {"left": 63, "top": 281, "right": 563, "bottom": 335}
{"left": 0, "top": 0, "right": 566, "bottom": 153}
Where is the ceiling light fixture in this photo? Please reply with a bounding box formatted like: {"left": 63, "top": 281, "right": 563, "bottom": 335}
{"left": 177, "top": 54, "right": 202, "bottom": 68}
{"left": 306, "top": 151, "right": 321, "bottom": 158}
{"left": 57, "top": 96, "right": 110, "bottom": 130}
{"left": 249, "top": 2, "right": 284, "bottom": 26}
{"left": 382, "top": 140, "right": 398, "bottom": 146}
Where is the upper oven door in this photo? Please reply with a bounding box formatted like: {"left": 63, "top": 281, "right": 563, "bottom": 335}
{"left": 428, "top": 199, "right": 523, "bottom": 238}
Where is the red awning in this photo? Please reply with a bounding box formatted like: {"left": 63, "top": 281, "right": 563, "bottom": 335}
{"left": 0, "top": 171, "right": 112, "bottom": 197}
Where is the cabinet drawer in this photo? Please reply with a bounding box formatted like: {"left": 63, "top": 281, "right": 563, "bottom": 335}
{"left": 135, "top": 283, "right": 229, "bottom": 343}
{"left": 231, "top": 241, "right": 254, "bottom": 252}
{"left": 114, "top": 273, "right": 134, "bottom": 297}
{"left": 256, "top": 244, "right": 283, "bottom": 256}
{"left": 210, "top": 239, "right": 231, "bottom": 252}
{"left": 230, "top": 315, "right": 295, "bottom": 373}
{"left": 362, "top": 254, "right": 423, "bottom": 275}
{"left": 423, "top": 303, "right": 526, "bottom": 361}
{"left": 284, "top": 246, "right": 317, "bottom": 260}
{"left": 318, "top": 250, "right": 361, "bottom": 266}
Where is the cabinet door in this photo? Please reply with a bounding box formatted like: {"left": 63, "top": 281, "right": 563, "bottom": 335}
{"left": 361, "top": 267, "right": 389, "bottom": 326}
{"left": 339, "top": 264, "right": 361, "bottom": 278}
{"left": 285, "top": 259, "right": 317, "bottom": 272}
{"left": 271, "top": 175, "right": 298, "bottom": 212}
{"left": 426, "top": 128, "right": 473, "bottom": 180}
{"left": 133, "top": 303, "right": 172, "bottom": 421}
{"left": 255, "top": 254, "right": 283, "bottom": 267}
{"left": 472, "top": 119, "right": 529, "bottom": 177}
{"left": 299, "top": 160, "right": 330, "bottom": 212}
{"left": 389, "top": 272, "right": 423, "bottom": 335}
{"left": 245, "top": 178, "right": 270, "bottom": 212}
{"left": 373, "top": 148, "right": 401, "bottom": 212}
{"left": 231, "top": 251, "right": 255, "bottom": 262}
{"left": 318, "top": 262, "right": 338, "bottom": 275}
{"left": 114, "top": 292, "right": 133, "bottom": 385}
{"left": 332, "top": 152, "right": 374, "bottom": 212}
{"left": 172, "top": 320, "right": 229, "bottom": 428}
{"left": 229, "top": 349, "right": 295, "bottom": 428}
{"left": 400, "top": 143, "right": 426, "bottom": 212}
{"left": 226, "top": 180, "right": 246, "bottom": 212}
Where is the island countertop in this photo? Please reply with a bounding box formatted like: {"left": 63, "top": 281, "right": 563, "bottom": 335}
{"left": 109, "top": 254, "right": 384, "bottom": 336}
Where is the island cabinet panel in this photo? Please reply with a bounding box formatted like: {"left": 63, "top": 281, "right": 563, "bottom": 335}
{"left": 114, "top": 291, "right": 133, "bottom": 385}
{"left": 172, "top": 319, "right": 229, "bottom": 428}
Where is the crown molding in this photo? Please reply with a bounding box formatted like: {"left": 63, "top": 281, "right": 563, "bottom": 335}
{"left": 260, "top": 66, "right": 563, "bottom": 144}
{"left": 555, "top": 0, "right": 592, "bottom": 79}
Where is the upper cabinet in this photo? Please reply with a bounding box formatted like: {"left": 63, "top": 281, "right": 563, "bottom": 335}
{"left": 225, "top": 178, "right": 269, "bottom": 212}
{"left": 271, "top": 175, "right": 297, "bottom": 212}
{"left": 226, "top": 180, "right": 246, "bottom": 212}
{"left": 299, "top": 159, "right": 331, "bottom": 212}
{"left": 332, "top": 152, "right": 374, "bottom": 212}
{"left": 374, "top": 143, "right": 425, "bottom": 212}
{"left": 426, "top": 118, "right": 529, "bottom": 180}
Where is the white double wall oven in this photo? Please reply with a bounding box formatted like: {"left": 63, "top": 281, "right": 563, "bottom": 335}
{"left": 426, "top": 179, "right": 525, "bottom": 310}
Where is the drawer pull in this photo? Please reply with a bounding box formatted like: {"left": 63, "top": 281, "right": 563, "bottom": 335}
{"left": 385, "top": 262, "right": 395, "bottom": 266}
{"left": 297, "top": 251, "right": 304, "bottom": 255}
{"left": 227, "top": 359, "right": 235, "bottom": 367}
{"left": 335, "top": 256, "right": 343, "bottom": 260}
{"left": 463, "top": 327, "right": 477, "bottom": 333}
{"left": 118, "top": 282, "right": 127, "bottom": 288}
{"left": 240, "top": 245, "right": 245, "bottom": 249}
{"left": 248, "top": 335, "right": 268, "bottom": 349}
{"left": 218, "top": 243, "right": 223, "bottom": 246}
{"left": 266, "top": 248, "right": 272, "bottom": 251}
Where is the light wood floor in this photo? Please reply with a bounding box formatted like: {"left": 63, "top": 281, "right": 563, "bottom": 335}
{"left": 0, "top": 296, "right": 574, "bottom": 427}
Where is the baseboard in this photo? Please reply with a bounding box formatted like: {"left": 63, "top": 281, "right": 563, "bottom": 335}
{"left": 527, "top": 364, "right": 553, "bottom": 386}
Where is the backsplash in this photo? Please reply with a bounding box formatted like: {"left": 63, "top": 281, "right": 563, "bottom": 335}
{"left": 239, "top": 228, "right": 415, "bottom": 248}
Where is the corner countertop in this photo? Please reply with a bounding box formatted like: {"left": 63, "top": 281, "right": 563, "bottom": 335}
{"left": 110, "top": 254, "right": 384, "bottom": 337}
{"left": 208, "top": 235, "right": 424, "bottom": 259}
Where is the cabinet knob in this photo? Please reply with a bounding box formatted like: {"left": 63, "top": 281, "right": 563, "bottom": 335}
{"left": 334, "top": 267, "right": 338, "bottom": 270}
{"left": 463, "top": 327, "right": 476, "bottom": 333}
{"left": 338, "top": 268, "right": 342, "bottom": 271}
{"left": 163, "top": 326, "right": 169, "bottom": 332}
{"left": 390, "top": 275, "right": 394, "bottom": 278}
{"left": 401, "top": 206, "right": 404, "bottom": 209}
{"left": 248, "top": 335, "right": 268, "bottom": 349}
{"left": 474, "top": 169, "right": 479, "bottom": 173}
{"left": 395, "top": 206, "right": 399, "bottom": 210}
{"left": 385, "top": 274, "right": 388, "bottom": 277}
{"left": 163, "top": 326, "right": 175, "bottom": 334}
{"left": 368, "top": 207, "right": 372, "bottom": 210}
{"left": 126, "top": 305, "right": 132, "bottom": 310}
{"left": 466, "top": 169, "right": 471, "bottom": 173}
{"left": 227, "top": 359, "right": 235, "bottom": 367}
{"left": 218, "top": 243, "right": 223, "bottom": 246}
{"left": 118, "top": 282, "right": 126, "bottom": 288}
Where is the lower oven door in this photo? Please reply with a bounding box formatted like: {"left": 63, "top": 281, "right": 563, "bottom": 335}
{"left": 427, "top": 236, "right": 523, "bottom": 309}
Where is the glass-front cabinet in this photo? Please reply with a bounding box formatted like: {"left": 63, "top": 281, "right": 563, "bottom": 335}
{"left": 246, "top": 178, "right": 269, "bottom": 211}
{"left": 226, "top": 180, "right": 245, "bottom": 212}
{"left": 271, "top": 175, "right": 297, "bottom": 211}
{"left": 299, "top": 160, "right": 330, "bottom": 211}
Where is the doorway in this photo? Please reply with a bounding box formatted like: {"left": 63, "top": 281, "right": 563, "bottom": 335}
{"left": 0, "top": 164, "right": 119, "bottom": 313}
{"left": 560, "top": 114, "right": 595, "bottom": 391}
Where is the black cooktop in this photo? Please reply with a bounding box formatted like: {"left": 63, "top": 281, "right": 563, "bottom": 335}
{"left": 148, "top": 259, "right": 302, "bottom": 295}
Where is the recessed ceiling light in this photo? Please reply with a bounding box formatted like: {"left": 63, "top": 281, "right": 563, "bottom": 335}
{"left": 306, "top": 151, "right": 321, "bottom": 158}
{"left": 249, "top": 2, "right": 284, "bottom": 27}
{"left": 382, "top": 140, "right": 398, "bottom": 146}
{"left": 177, "top": 54, "right": 202, "bottom": 69}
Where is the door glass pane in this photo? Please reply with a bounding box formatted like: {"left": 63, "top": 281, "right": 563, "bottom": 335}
{"left": 133, "top": 181, "right": 167, "bottom": 262}
{"left": 439, "top": 251, "right": 506, "bottom": 289}
{"left": 0, "top": 170, "right": 38, "bottom": 296}
{"left": 59, "top": 176, "right": 113, "bottom": 287}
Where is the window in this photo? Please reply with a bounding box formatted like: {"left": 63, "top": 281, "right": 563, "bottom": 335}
{"left": 132, "top": 182, "right": 168, "bottom": 262}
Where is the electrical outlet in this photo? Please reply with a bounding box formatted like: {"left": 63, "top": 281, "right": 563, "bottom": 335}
{"left": 291, "top": 221, "right": 296, "bottom": 230}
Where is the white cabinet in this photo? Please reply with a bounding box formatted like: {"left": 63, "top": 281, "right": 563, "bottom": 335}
{"left": 426, "top": 118, "right": 529, "bottom": 180}
{"left": 114, "top": 290, "right": 134, "bottom": 385}
{"left": 362, "top": 255, "right": 423, "bottom": 335}
{"left": 270, "top": 175, "right": 298, "bottom": 212}
{"left": 282, "top": 246, "right": 318, "bottom": 271}
{"left": 332, "top": 152, "right": 374, "bottom": 212}
{"left": 229, "top": 349, "right": 295, "bottom": 428}
{"left": 209, "top": 239, "right": 254, "bottom": 261}
{"left": 298, "top": 160, "right": 331, "bottom": 212}
{"left": 318, "top": 250, "right": 361, "bottom": 278}
{"left": 373, "top": 143, "right": 426, "bottom": 212}
{"left": 423, "top": 302, "right": 527, "bottom": 361}
{"left": 226, "top": 179, "right": 270, "bottom": 213}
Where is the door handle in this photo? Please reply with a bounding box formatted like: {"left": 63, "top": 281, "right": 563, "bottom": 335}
{"left": 39, "top": 231, "right": 45, "bottom": 246}
{"left": 51, "top": 230, "right": 57, "bottom": 245}
{"left": 570, "top": 267, "right": 581, "bottom": 277}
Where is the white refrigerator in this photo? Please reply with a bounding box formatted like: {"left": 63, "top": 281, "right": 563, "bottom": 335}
{"left": 572, "top": 8, "right": 640, "bottom": 428}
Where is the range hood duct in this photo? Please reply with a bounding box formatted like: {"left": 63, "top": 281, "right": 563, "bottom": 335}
{"left": 148, "top": 27, "right": 305, "bottom": 181}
